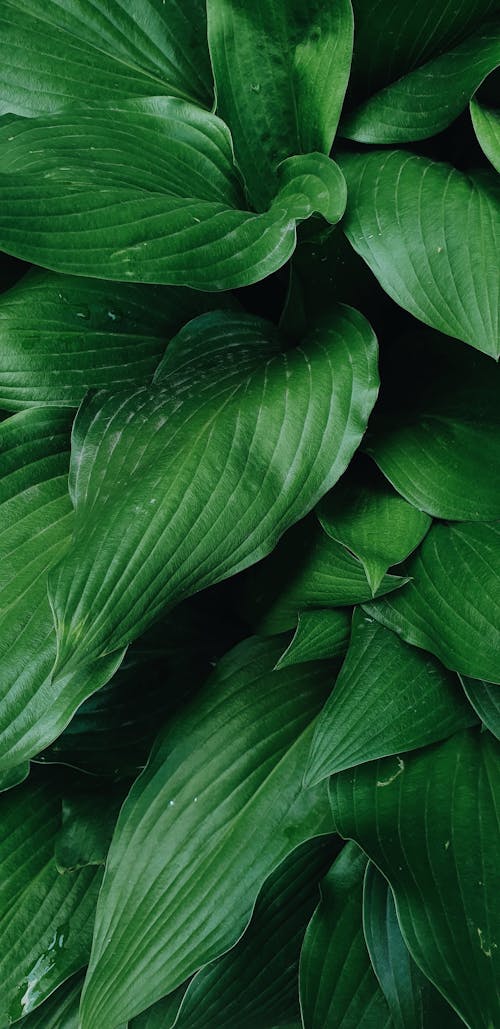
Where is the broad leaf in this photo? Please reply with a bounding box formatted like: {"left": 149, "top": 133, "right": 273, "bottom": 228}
{"left": 299, "top": 842, "right": 392, "bottom": 1028}
{"left": 363, "top": 863, "right": 463, "bottom": 1028}
{"left": 207, "top": 0, "right": 353, "bottom": 209}
{"left": 173, "top": 836, "right": 340, "bottom": 1028}
{"left": 340, "top": 149, "right": 499, "bottom": 358}
{"left": 17, "top": 972, "right": 83, "bottom": 1029}
{"left": 0, "top": 0, "right": 212, "bottom": 115}
{"left": 460, "top": 676, "right": 500, "bottom": 741}
{"left": 0, "top": 102, "right": 346, "bottom": 289}
{"left": 0, "top": 772, "right": 101, "bottom": 1023}
{"left": 341, "top": 19, "right": 500, "bottom": 142}
{"left": 471, "top": 97, "right": 500, "bottom": 171}
{"left": 317, "top": 456, "right": 431, "bottom": 592}
{"left": 47, "top": 306, "right": 378, "bottom": 679}
{"left": 305, "top": 610, "right": 476, "bottom": 785}
{"left": 275, "top": 609, "right": 351, "bottom": 669}
{"left": 0, "top": 761, "right": 30, "bottom": 793}
{"left": 0, "top": 409, "right": 123, "bottom": 777}
{"left": 79, "top": 636, "right": 336, "bottom": 1027}
{"left": 364, "top": 521, "right": 500, "bottom": 683}
{"left": 330, "top": 728, "right": 500, "bottom": 1029}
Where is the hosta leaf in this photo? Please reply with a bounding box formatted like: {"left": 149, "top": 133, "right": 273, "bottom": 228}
{"left": 366, "top": 331, "right": 500, "bottom": 520}
{"left": 330, "top": 728, "right": 500, "bottom": 1029}
{"left": 299, "top": 842, "right": 392, "bottom": 1028}
{"left": 242, "top": 518, "right": 407, "bottom": 635}
{"left": 79, "top": 636, "right": 335, "bottom": 1027}
{"left": 17, "top": 972, "right": 83, "bottom": 1029}
{"left": 275, "top": 609, "right": 351, "bottom": 669}
{"left": 341, "top": 19, "right": 500, "bottom": 143}
{"left": 471, "top": 97, "right": 500, "bottom": 172}
{"left": 173, "top": 836, "right": 340, "bottom": 1028}
{"left": 0, "top": 0, "right": 212, "bottom": 115}
{"left": 0, "top": 268, "right": 231, "bottom": 410}
{"left": 0, "top": 101, "right": 346, "bottom": 289}
{"left": 55, "top": 785, "right": 126, "bottom": 872}
{"left": 47, "top": 306, "right": 378, "bottom": 679}
{"left": 0, "top": 761, "right": 30, "bottom": 793}
{"left": 363, "top": 863, "right": 463, "bottom": 1028}
{"left": 0, "top": 409, "right": 123, "bottom": 776}
{"left": 0, "top": 771, "right": 101, "bottom": 1023}
{"left": 317, "top": 456, "right": 431, "bottom": 593}
{"left": 305, "top": 610, "right": 476, "bottom": 785}
{"left": 340, "top": 149, "right": 499, "bottom": 358}
{"left": 364, "top": 521, "right": 500, "bottom": 683}
{"left": 207, "top": 0, "right": 353, "bottom": 209}
{"left": 460, "top": 676, "right": 500, "bottom": 740}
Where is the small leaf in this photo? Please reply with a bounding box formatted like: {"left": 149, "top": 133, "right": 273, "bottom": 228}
{"left": 275, "top": 609, "right": 351, "bottom": 669}
{"left": 471, "top": 97, "right": 500, "bottom": 172}
{"left": 460, "top": 676, "right": 500, "bottom": 741}
{"left": 330, "top": 728, "right": 500, "bottom": 1029}
{"left": 306, "top": 610, "right": 476, "bottom": 785}
{"left": 340, "top": 149, "right": 499, "bottom": 358}
{"left": 299, "top": 841, "right": 392, "bottom": 1028}
{"left": 364, "top": 521, "right": 500, "bottom": 683}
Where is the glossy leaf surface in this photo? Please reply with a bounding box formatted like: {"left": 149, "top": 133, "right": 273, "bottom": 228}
{"left": 17, "top": 973, "right": 83, "bottom": 1029}
{"left": 460, "top": 676, "right": 500, "bottom": 741}
{"left": 275, "top": 609, "right": 351, "bottom": 669}
{"left": 471, "top": 97, "right": 500, "bottom": 171}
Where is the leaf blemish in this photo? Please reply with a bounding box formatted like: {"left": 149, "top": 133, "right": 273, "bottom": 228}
{"left": 377, "top": 756, "right": 405, "bottom": 787}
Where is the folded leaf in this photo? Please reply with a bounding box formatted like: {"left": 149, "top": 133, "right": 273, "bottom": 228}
{"left": 471, "top": 97, "right": 500, "bottom": 172}
{"left": 460, "top": 675, "right": 500, "bottom": 741}
{"left": 364, "top": 521, "right": 500, "bottom": 683}
{"left": 299, "top": 841, "right": 392, "bottom": 1028}
{"left": 275, "top": 609, "right": 351, "bottom": 669}
{"left": 330, "top": 728, "right": 500, "bottom": 1029}
{"left": 0, "top": 101, "right": 346, "bottom": 289}
{"left": 340, "top": 149, "right": 500, "bottom": 358}
{"left": 341, "top": 19, "right": 500, "bottom": 142}
{"left": 0, "top": 0, "right": 212, "bottom": 115}
{"left": 305, "top": 610, "right": 476, "bottom": 785}
{"left": 317, "top": 455, "right": 431, "bottom": 593}
{"left": 48, "top": 306, "right": 378, "bottom": 678}
{"left": 79, "top": 636, "right": 335, "bottom": 1027}
{"left": 207, "top": 0, "right": 353, "bottom": 208}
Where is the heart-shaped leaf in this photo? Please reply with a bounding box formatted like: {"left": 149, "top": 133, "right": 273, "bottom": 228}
{"left": 79, "top": 636, "right": 335, "bottom": 1027}
{"left": 275, "top": 609, "right": 351, "bottom": 669}
{"left": 340, "top": 149, "right": 500, "bottom": 358}
{"left": 460, "top": 676, "right": 500, "bottom": 741}
{"left": 471, "top": 97, "right": 500, "bottom": 172}
{"left": 364, "top": 521, "right": 500, "bottom": 683}
{"left": 330, "top": 728, "right": 500, "bottom": 1029}
{"left": 305, "top": 610, "right": 476, "bottom": 785}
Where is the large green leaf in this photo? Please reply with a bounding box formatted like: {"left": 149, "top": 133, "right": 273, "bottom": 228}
{"left": 366, "top": 330, "right": 500, "bottom": 520}
{"left": 0, "top": 0, "right": 212, "bottom": 115}
{"left": 340, "top": 149, "right": 499, "bottom": 358}
{"left": 364, "top": 521, "right": 500, "bottom": 683}
{"left": 79, "top": 636, "right": 335, "bottom": 1027}
{"left": 207, "top": 0, "right": 353, "bottom": 209}
{"left": 0, "top": 268, "right": 231, "bottom": 410}
{"left": 317, "top": 456, "right": 431, "bottom": 593}
{"left": 363, "top": 863, "right": 463, "bottom": 1028}
{"left": 173, "top": 836, "right": 340, "bottom": 1028}
{"left": 0, "top": 101, "right": 345, "bottom": 289}
{"left": 460, "top": 676, "right": 500, "bottom": 741}
{"left": 0, "top": 409, "right": 123, "bottom": 777}
{"left": 0, "top": 772, "right": 101, "bottom": 1023}
{"left": 330, "top": 728, "right": 500, "bottom": 1029}
{"left": 47, "top": 306, "right": 378, "bottom": 680}
{"left": 305, "top": 610, "right": 476, "bottom": 785}
{"left": 299, "top": 842, "right": 392, "bottom": 1028}
{"left": 275, "top": 609, "right": 351, "bottom": 670}
{"left": 471, "top": 97, "right": 500, "bottom": 172}
{"left": 341, "top": 18, "right": 500, "bottom": 142}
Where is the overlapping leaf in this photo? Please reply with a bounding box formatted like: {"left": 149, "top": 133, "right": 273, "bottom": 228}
{"left": 471, "top": 96, "right": 500, "bottom": 171}
{"left": 275, "top": 609, "right": 351, "bottom": 669}
{"left": 17, "top": 973, "right": 83, "bottom": 1029}
{"left": 460, "top": 676, "right": 500, "bottom": 740}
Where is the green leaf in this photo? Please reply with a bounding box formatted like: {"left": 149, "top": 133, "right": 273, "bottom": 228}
{"left": 364, "top": 521, "right": 500, "bottom": 683}
{"left": 0, "top": 409, "right": 124, "bottom": 778}
{"left": 79, "top": 636, "right": 335, "bottom": 1027}
{"left": 241, "top": 517, "right": 408, "bottom": 635}
{"left": 317, "top": 456, "right": 431, "bottom": 593}
{"left": 275, "top": 609, "right": 351, "bottom": 669}
{"left": 471, "top": 97, "right": 500, "bottom": 172}
{"left": 305, "top": 610, "right": 476, "bottom": 785}
{"left": 55, "top": 784, "right": 127, "bottom": 872}
{"left": 0, "top": 771, "right": 101, "bottom": 1023}
{"left": 16, "top": 972, "right": 83, "bottom": 1029}
{"left": 330, "top": 728, "right": 500, "bottom": 1029}
{"left": 340, "top": 149, "right": 500, "bottom": 358}
{"left": 363, "top": 863, "right": 463, "bottom": 1028}
{"left": 207, "top": 0, "right": 353, "bottom": 209}
{"left": 0, "top": 761, "right": 30, "bottom": 793}
{"left": 0, "top": 102, "right": 346, "bottom": 289}
{"left": 341, "top": 18, "right": 500, "bottom": 143}
{"left": 460, "top": 676, "right": 500, "bottom": 741}
{"left": 299, "top": 841, "right": 392, "bottom": 1028}
{"left": 173, "top": 836, "right": 340, "bottom": 1028}
{"left": 366, "top": 330, "right": 500, "bottom": 520}
{"left": 0, "top": 268, "right": 233, "bottom": 410}
{"left": 47, "top": 306, "right": 378, "bottom": 679}
{"left": 131, "top": 988, "right": 188, "bottom": 1028}
{"left": 0, "top": 0, "right": 212, "bottom": 115}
